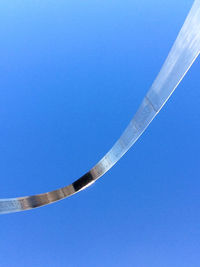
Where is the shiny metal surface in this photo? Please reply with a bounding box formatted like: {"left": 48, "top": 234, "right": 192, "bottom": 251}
{"left": 1, "top": 0, "right": 200, "bottom": 214}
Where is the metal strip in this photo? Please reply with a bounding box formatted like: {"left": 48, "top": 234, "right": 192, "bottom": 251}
{"left": 0, "top": 0, "right": 200, "bottom": 214}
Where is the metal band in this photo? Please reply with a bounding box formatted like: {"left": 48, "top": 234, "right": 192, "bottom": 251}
{"left": 1, "top": 0, "right": 200, "bottom": 214}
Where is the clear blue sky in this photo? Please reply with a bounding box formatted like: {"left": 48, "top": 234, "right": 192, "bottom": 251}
{"left": 0, "top": 1, "right": 200, "bottom": 266}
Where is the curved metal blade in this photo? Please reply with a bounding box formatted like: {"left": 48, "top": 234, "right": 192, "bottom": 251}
{"left": 1, "top": 0, "right": 200, "bottom": 214}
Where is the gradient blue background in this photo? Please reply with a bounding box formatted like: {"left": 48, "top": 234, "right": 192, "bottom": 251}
{"left": 0, "top": 1, "right": 200, "bottom": 266}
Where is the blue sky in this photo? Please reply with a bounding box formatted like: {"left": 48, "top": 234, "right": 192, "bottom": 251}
{"left": 0, "top": 0, "right": 200, "bottom": 266}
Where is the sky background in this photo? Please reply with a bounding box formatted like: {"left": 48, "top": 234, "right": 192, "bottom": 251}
{"left": 0, "top": 0, "right": 200, "bottom": 266}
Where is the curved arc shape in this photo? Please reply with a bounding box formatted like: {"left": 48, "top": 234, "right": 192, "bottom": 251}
{"left": 1, "top": 0, "right": 200, "bottom": 214}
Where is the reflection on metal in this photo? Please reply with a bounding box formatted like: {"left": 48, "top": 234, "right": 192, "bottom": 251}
{"left": 1, "top": 0, "right": 200, "bottom": 214}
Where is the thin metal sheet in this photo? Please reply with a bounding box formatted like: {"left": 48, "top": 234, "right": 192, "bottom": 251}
{"left": 0, "top": 0, "right": 200, "bottom": 214}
